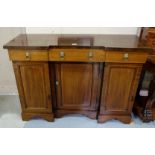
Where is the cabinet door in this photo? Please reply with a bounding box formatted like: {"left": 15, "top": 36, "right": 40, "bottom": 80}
{"left": 13, "top": 62, "right": 52, "bottom": 113}
{"left": 55, "top": 63, "right": 102, "bottom": 110}
{"left": 100, "top": 63, "right": 142, "bottom": 115}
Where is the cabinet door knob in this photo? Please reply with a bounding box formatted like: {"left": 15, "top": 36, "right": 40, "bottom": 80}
{"left": 60, "top": 51, "right": 65, "bottom": 59}
{"left": 123, "top": 53, "right": 129, "bottom": 60}
{"left": 25, "top": 52, "right": 30, "bottom": 60}
{"left": 88, "top": 52, "right": 93, "bottom": 59}
{"left": 56, "top": 81, "right": 59, "bottom": 86}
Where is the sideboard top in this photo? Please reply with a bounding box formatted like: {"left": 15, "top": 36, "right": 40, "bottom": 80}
{"left": 3, "top": 34, "right": 152, "bottom": 51}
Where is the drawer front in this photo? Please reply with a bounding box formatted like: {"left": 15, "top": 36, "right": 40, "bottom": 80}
{"left": 106, "top": 51, "right": 148, "bottom": 63}
{"left": 49, "top": 49, "right": 105, "bottom": 62}
{"left": 8, "top": 50, "right": 48, "bottom": 61}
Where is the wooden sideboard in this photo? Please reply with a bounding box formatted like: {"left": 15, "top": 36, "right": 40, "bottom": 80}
{"left": 3, "top": 34, "right": 151, "bottom": 123}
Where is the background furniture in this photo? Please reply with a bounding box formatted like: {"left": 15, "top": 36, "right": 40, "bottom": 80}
{"left": 134, "top": 59, "right": 155, "bottom": 122}
{"left": 4, "top": 34, "right": 151, "bottom": 123}
{"left": 134, "top": 27, "right": 155, "bottom": 122}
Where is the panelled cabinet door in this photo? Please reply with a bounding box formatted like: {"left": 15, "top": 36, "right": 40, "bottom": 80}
{"left": 100, "top": 63, "right": 142, "bottom": 115}
{"left": 13, "top": 62, "right": 52, "bottom": 113}
{"left": 55, "top": 63, "right": 102, "bottom": 111}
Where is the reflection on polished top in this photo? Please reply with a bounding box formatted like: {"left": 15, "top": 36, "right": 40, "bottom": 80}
{"left": 3, "top": 34, "right": 152, "bottom": 51}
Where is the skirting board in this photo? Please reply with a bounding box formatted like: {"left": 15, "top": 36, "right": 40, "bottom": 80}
{"left": 0, "top": 85, "right": 18, "bottom": 95}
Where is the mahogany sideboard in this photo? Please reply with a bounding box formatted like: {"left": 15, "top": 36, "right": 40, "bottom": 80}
{"left": 3, "top": 34, "right": 152, "bottom": 123}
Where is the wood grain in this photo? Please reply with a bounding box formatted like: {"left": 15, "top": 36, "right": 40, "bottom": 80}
{"left": 9, "top": 50, "right": 48, "bottom": 61}
{"left": 98, "top": 63, "right": 142, "bottom": 123}
{"left": 54, "top": 109, "right": 97, "bottom": 119}
{"left": 49, "top": 49, "right": 105, "bottom": 62}
{"left": 7, "top": 46, "right": 149, "bottom": 123}
{"left": 98, "top": 114, "right": 131, "bottom": 124}
{"left": 105, "top": 51, "right": 148, "bottom": 63}
{"left": 13, "top": 62, "right": 54, "bottom": 121}
{"left": 55, "top": 63, "right": 102, "bottom": 112}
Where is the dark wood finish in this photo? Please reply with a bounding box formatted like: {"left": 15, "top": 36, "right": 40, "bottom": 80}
{"left": 133, "top": 28, "right": 155, "bottom": 122}
{"left": 134, "top": 60, "right": 155, "bottom": 122}
{"left": 22, "top": 113, "right": 54, "bottom": 122}
{"left": 98, "top": 63, "right": 142, "bottom": 123}
{"left": 105, "top": 51, "right": 148, "bottom": 63}
{"left": 139, "top": 27, "right": 155, "bottom": 53}
{"left": 54, "top": 62, "right": 103, "bottom": 119}
{"left": 13, "top": 61, "right": 54, "bottom": 121}
{"left": 8, "top": 49, "right": 48, "bottom": 61}
{"left": 3, "top": 34, "right": 152, "bottom": 52}
{"left": 49, "top": 49, "right": 105, "bottom": 62}
{"left": 98, "top": 115, "right": 131, "bottom": 124}
{"left": 54, "top": 110, "right": 97, "bottom": 119}
{"left": 4, "top": 34, "right": 151, "bottom": 123}
{"left": 146, "top": 28, "right": 155, "bottom": 48}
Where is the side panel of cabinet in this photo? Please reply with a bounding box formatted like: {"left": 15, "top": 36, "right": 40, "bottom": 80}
{"left": 13, "top": 62, "right": 53, "bottom": 121}
{"left": 100, "top": 63, "right": 142, "bottom": 116}
{"left": 55, "top": 63, "right": 102, "bottom": 111}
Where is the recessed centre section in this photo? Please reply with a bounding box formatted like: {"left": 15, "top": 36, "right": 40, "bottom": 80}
{"left": 58, "top": 37, "right": 93, "bottom": 46}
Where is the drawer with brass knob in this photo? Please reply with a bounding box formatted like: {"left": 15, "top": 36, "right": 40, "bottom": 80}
{"left": 105, "top": 51, "right": 148, "bottom": 63}
{"left": 8, "top": 50, "right": 48, "bottom": 61}
{"left": 49, "top": 48, "right": 105, "bottom": 62}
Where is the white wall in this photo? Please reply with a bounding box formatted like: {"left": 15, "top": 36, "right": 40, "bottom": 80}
{"left": 0, "top": 27, "right": 26, "bottom": 95}
{"left": 26, "top": 27, "right": 139, "bottom": 35}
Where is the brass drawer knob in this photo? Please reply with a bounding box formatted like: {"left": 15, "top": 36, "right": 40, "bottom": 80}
{"left": 60, "top": 51, "right": 65, "bottom": 59}
{"left": 123, "top": 53, "right": 129, "bottom": 60}
{"left": 25, "top": 52, "right": 30, "bottom": 60}
{"left": 88, "top": 52, "right": 93, "bottom": 59}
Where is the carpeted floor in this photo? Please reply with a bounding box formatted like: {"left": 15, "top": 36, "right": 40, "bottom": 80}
{"left": 0, "top": 95, "right": 155, "bottom": 128}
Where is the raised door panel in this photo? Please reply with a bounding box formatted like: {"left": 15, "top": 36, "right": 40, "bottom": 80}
{"left": 13, "top": 62, "right": 52, "bottom": 113}
{"left": 100, "top": 63, "right": 142, "bottom": 114}
{"left": 56, "top": 63, "right": 101, "bottom": 110}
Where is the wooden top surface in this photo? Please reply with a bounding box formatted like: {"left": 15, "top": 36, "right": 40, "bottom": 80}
{"left": 3, "top": 34, "right": 152, "bottom": 52}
